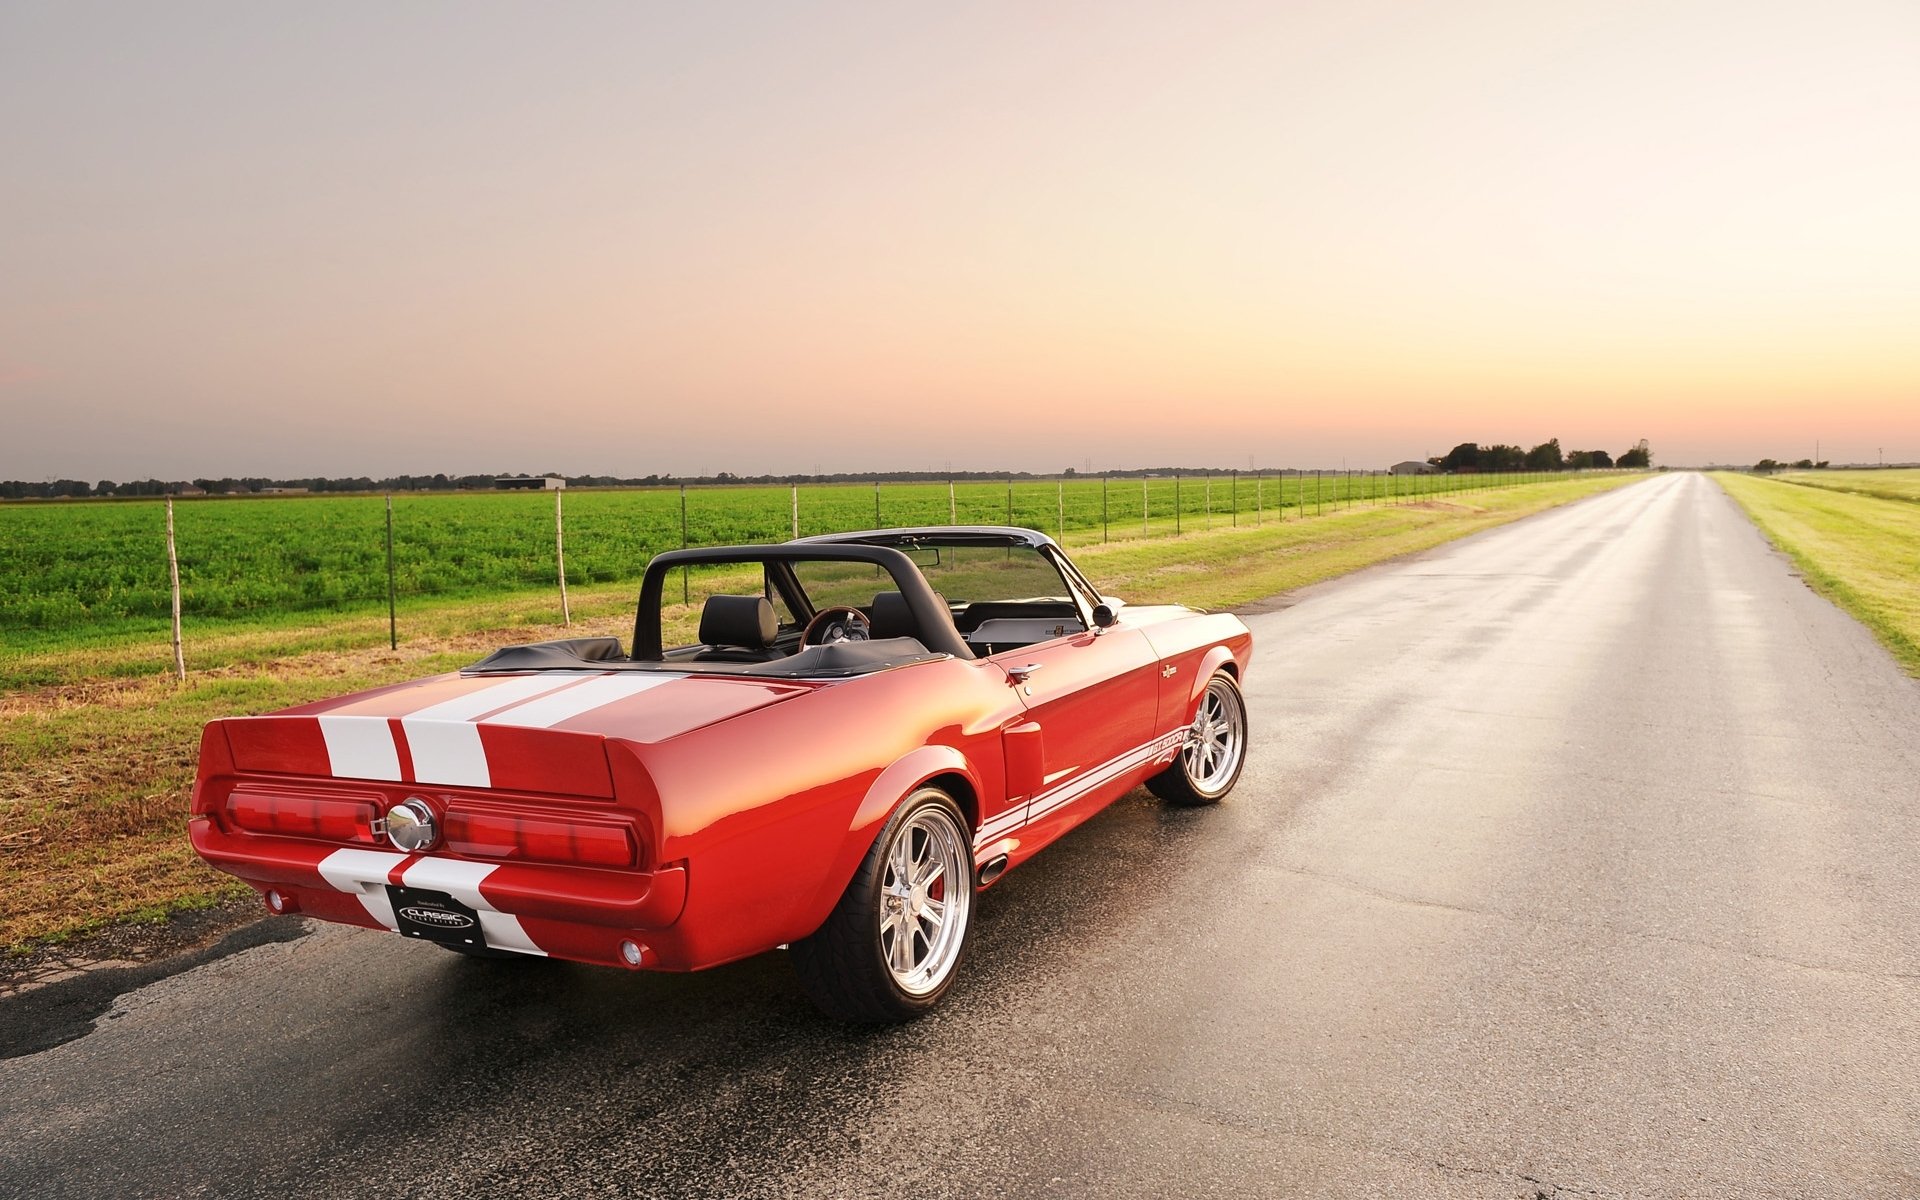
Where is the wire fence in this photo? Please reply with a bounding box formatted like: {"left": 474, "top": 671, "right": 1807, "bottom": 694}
{"left": 0, "top": 469, "right": 1623, "bottom": 675}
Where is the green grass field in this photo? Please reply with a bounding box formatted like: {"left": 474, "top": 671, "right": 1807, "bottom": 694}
{"left": 1715, "top": 472, "right": 1920, "bottom": 675}
{"left": 1769, "top": 467, "right": 1920, "bottom": 505}
{"left": 0, "top": 470, "right": 1580, "bottom": 687}
{"left": 0, "top": 471, "right": 1640, "bottom": 952}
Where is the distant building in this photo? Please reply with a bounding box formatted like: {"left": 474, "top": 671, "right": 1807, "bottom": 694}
{"left": 175, "top": 485, "right": 207, "bottom": 496}
{"left": 495, "top": 476, "right": 566, "bottom": 490}
{"left": 258, "top": 487, "right": 309, "bottom": 495}
{"left": 1388, "top": 460, "right": 1437, "bottom": 475}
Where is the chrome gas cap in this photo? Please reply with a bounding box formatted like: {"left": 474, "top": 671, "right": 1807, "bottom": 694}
{"left": 385, "top": 798, "right": 437, "bottom": 852}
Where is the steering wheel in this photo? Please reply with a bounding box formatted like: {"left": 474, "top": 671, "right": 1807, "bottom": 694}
{"left": 801, "top": 605, "right": 872, "bottom": 647}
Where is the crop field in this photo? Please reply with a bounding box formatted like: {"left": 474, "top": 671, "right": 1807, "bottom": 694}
{"left": 1772, "top": 467, "right": 1920, "bottom": 505}
{"left": 0, "top": 470, "right": 1571, "bottom": 684}
{"left": 1716, "top": 471, "right": 1920, "bottom": 674}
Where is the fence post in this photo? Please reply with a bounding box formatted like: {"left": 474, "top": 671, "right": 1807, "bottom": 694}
{"left": 875, "top": 479, "right": 882, "bottom": 527}
{"left": 680, "top": 483, "right": 690, "bottom": 605}
{"left": 386, "top": 495, "right": 399, "bottom": 647}
{"left": 1232, "top": 470, "right": 1238, "bottom": 526}
{"left": 948, "top": 477, "right": 956, "bottom": 525}
{"left": 791, "top": 483, "right": 799, "bottom": 540}
{"left": 1102, "top": 472, "right": 1109, "bottom": 543}
{"left": 1316, "top": 470, "right": 1323, "bottom": 516}
{"left": 1007, "top": 477, "right": 1013, "bottom": 525}
{"left": 1142, "top": 477, "right": 1149, "bottom": 538}
{"left": 555, "top": 488, "right": 571, "bottom": 627}
{"left": 166, "top": 497, "right": 185, "bottom": 682}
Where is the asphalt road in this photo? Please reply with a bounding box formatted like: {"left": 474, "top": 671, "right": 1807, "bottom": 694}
{"left": 5, "top": 472, "right": 1917, "bottom": 1199}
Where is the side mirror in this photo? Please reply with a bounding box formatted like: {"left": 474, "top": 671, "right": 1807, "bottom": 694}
{"left": 1091, "top": 603, "right": 1117, "bottom": 629}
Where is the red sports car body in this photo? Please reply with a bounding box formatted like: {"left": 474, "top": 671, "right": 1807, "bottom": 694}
{"left": 190, "top": 527, "right": 1252, "bottom": 1019}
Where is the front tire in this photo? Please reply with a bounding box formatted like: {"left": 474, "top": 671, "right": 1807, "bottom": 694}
{"left": 1147, "top": 671, "right": 1248, "bottom": 806}
{"left": 790, "top": 787, "right": 975, "bottom": 1022}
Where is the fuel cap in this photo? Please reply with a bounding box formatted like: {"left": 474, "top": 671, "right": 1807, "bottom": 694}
{"left": 385, "top": 798, "right": 437, "bottom": 852}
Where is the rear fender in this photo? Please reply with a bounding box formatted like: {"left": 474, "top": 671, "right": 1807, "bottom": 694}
{"left": 790, "top": 744, "right": 982, "bottom": 940}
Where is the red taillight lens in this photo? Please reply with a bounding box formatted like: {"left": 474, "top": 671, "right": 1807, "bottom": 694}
{"left": 444, "top": 811, "right": 635, "bottom": 868}
{"left": 227, "top": 791, "right": 378, "bottom": 843}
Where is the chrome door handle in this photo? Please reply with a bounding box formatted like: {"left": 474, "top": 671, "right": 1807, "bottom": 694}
{"left": 1007, "top": 663, "right": 1044, "bottom": 683}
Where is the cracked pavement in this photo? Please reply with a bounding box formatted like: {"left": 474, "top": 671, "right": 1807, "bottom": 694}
{"left": 2, "top": 472, "right": 1916, "bottom": 1198}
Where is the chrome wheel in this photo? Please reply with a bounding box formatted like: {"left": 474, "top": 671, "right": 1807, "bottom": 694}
{"left": 1183, "top": 675, "right": 1246, "bottom": 797}
{"left": 878, "top": 801, "right": 972, "bottom": 997}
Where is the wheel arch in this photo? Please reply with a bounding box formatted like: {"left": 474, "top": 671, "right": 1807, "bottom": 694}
{"left": 1186, "top": 643, "right": 1242, "bottom": 712}
{"left": 781, "top": 745, "right": 985, "bottom": 946}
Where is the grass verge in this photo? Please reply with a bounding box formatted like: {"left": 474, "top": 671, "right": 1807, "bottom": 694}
{"left": 1714, "top": 472, "right": 1920, "bottom": 676}
{"left": 1, "top": 473, "right": 1642, "bottom": 951}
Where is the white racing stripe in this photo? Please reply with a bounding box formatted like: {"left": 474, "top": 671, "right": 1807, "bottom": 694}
{"left": 315, "top": 673, "right": 680, "bottom": 785}
{"left": 400, "top": 675, "right": 583, "bottom": 787}
{"left": 314, "top": 848, "right": 546, "bottom": 957}
{"left": 402, "top": 857, "right": 546, "bottom": 957}
{"left": 316, "top": 847, "right": 410, "bottom": 929}
{"left": 318, "top": 716, "right": 404, "bottom": 781}
{"left": 974, "top": 729, "right": 1188, "bottom": 848}
{"left": 480, "top": 673, "right": 679, "bottom": 730}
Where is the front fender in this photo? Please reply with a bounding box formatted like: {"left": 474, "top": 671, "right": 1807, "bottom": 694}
{"left": 1185, "top": 644, "right": 1242, "bottom": 714}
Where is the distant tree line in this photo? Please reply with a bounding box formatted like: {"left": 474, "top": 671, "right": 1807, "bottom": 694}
{"left": 0, "top": 464, "right": 1325, "bottom": 500}
{"left": 1750, "top": 458, "right": 1828, "bottom": 473}
{"left": 1427, "top": 438, "right": 1651, "bottom": 472}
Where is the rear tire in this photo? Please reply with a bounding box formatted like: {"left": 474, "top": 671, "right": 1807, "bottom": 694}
{"left": 1147, "top": 671, "right": 1248, "bottom": 806}
{"left": 790, "top": 787, "right": 975, "bottom": 1023}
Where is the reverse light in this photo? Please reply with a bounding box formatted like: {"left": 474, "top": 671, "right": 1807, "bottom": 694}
{"left": 228, "top": 791, "right": 378, "bottom": 843}
{"left": 620, "top": 940, "right": 645, "bottom": 967}
{"left": 444, "top": 810, "right": 636, "bottom": 868}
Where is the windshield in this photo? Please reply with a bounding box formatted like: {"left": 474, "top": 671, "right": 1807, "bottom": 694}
{"left": 792, "top": 544, "right": 1073, "bottom": 610}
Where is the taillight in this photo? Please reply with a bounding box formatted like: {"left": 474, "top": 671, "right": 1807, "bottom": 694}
{"left": 444, "top": 810, "right": 635, "bottom": 868}
{"left": 227, "top": 790, "right": 378, "bottom": 843}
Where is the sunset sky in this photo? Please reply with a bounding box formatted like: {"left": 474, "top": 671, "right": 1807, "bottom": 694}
{"left": 4, "top": 0, "right": 1918, "bottom": 479}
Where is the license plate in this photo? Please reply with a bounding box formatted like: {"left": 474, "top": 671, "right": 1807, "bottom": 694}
{"left": 387, "top": 885, "right": 487, "bottom": 948}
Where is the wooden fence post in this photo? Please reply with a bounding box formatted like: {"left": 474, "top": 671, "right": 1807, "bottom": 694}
{"left": 166, "top": 497, "right": 185, "bottom": 682}
{"left": 556, "top": 488, "right": 571, "bottom": 627}
{"left": 386, "top": 495, "right": 398, "bottom": 648}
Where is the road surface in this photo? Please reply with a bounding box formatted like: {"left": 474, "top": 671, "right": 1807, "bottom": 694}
{"left": 4, "top": 472, "right": 1917, "bottom": 1198}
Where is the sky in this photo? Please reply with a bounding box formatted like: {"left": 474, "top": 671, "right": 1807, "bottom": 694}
{"left": 3, "top": 0, "right": 1918, "bottom": 479}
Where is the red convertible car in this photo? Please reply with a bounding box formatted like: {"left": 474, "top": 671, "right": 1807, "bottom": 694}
{"left": 189, "top": 527, "right": 1252, "bottom": 1021}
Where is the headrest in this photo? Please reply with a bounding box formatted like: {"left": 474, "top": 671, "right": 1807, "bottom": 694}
{"left": 870, "top": 590, "right": 945, "bottom": 641}
{"left": 699, "top": 594, "right": 776, "bottom": 649}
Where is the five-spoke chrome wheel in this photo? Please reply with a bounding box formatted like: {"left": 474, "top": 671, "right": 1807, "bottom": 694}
{"left": 879, "top": 803, "right": 971, "bottom": 997}
{"left": 1147, "top": 670, "right": 1248, "bottom": 806}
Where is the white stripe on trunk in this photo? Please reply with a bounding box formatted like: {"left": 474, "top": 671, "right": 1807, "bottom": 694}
{"left": 399, "top": 674, "right": 584, "bottom": 787}
{"left": 318, "top": 716, "right": 403, "bottom": 781}
{"left": 481, "top": 673, "right": 679, "bottom": 730}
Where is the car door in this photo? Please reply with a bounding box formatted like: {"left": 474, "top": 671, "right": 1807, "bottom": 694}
{"left": 992, "top": 618, "right": 1160, "bottom": 841}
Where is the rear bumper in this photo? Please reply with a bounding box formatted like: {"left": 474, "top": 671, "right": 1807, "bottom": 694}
{"left": 191, "top": 817, "right": 691, "bottom": 968}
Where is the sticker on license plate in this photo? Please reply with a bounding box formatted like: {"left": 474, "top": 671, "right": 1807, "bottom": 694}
{"left": 387, "top": 885, "right": 487, "bottom": 948}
